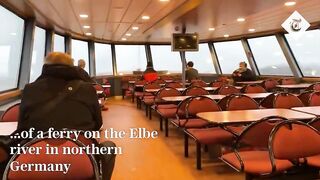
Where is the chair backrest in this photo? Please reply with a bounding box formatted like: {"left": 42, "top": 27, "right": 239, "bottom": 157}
{"left": 241, "top": 84, "right": 267, "bottom": 93}
{"left": 217, "top": 95, "right": 232, "bottom": 111}
{"left": 216, "top": 85, "right": 240, "bottom": 95}
{"left": 190, "top": 80, "right": 207, "bottom": 87}
{"left": 226, "top": 94, "right": 259, "bottom": 111}
{"left": 259, "top": 93, "right": 276, "bottom": 108}
{"left": 269, "top": 121, "right": 320, "bottom": 160}
{"left": 166, "top": 82, "right": 183, "bottom": 88}
{"left": 308, "top": 117, "right": 320, "bottom": 132}
{"left": 153, "top": 79, "right": 166, "bottom": 85}
{"left": 309, "top": 91, "right": 320, "bottom": 106}
{"left": 4, "top": 138, "right": 99, "bottom": 180}
{"left": 175, "top": 97, "right": 194, "bottom": 119}
{"left": 184, "top": 86, "right": 209, "bottom": 96}
{"left": 273, "top": 93, "right": 304, "bottom": 109}
{"left": 135, "top": 80, "right": 146, "bottom": 86}
{"left": 298, "top": 91, "right": 313, "bottom": 106}
{"left": 236, "top": 116, "right": 288, "bottom": 149}
{"left": 186, "top": 96, "right": 221, "bottom": 117}
{"left": 143, "top": 82, "right": 161, "bottom": 91}
{"left": 306, "top": 83, "right": 320, "bottom": 91}
{"left": 93, "top": 83, "right": 104, "bottom": 91}
{"left": 280, "top": 78, "right": 296, "bottom": 85}
{"left": 263, "top": 79, "right": 279, "bottom": 91}
{"left": 210, "top": 81, "right": 226, "bottom": 88}
{"left": 154, "top": 87, "right": 181, "bottom": 104}
{"left": 1, "top": 103, "right": 20, "bottom": 122}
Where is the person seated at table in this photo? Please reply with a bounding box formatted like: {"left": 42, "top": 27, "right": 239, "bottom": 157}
{"left": 232, "top": 61, "right": 256, "bottom": 83}
{"left": 77, "top": 59, "right": 96, "bottom": 83}
{"left": 143, "top": 61, "right": 158, "bottom": 82}
{"left": 185, "top": 61, "right": 199, "bottom": 82}
{"left": 0, "top": 52, "right": 116, "bottom": 179}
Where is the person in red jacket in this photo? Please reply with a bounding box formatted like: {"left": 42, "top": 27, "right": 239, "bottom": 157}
{"left": 143, "top": 62, "right": 158, "bottom": 82}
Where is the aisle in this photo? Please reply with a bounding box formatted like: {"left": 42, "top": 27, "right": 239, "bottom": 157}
{"left": 101, "top": 97, "right": 243, "bottom": 180}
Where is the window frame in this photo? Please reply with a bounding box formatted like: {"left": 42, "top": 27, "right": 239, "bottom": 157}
{"left": 71, "top": 38, "right": 90, "bottom": 73}
{"left": 94, "top": 42, "right": 114, "bottom": 76}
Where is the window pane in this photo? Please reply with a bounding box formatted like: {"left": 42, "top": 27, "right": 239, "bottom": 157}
{"left": 0, "top": 6, "right": 24, "bottom": 91}
{"left": 285, "top": 30, "right": 320, "bottom": 77}
{"left": 95, "top": 43, "right": 113, "bottom": 76}
{"left": 185, "top": 43, "right": 216, "bottom": 74}
{"left": 115, "top": 45, "right": 147, "bottom": 74}
{"left": 71, "top": 39, "right": 89, "bottom": 73}
{"left": 248, "top": 36, "right": 292, "bottom": 76}
{"left": 150, "top": 45, "right": 182, "bottom": 73}
{"left": 30, "top": 27, "right": 46, "bottom": 82}
{"left": 54, "top": 34, "right": 65, "bottom": 52}
{"left": 214, "top": 40, "right": 250, "bottom": 74}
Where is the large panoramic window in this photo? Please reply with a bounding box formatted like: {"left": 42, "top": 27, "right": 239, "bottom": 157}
{"left": 71, "top": 39, "right": 89, "bottom": 73}
{"left": 115, "top": 45, "right": 147, "bottom": 74}
{"left": 150, "top": 45, "right": 182, "bottom": 73}
{"left": 53, "top": 34, "right": 65, "bottom": 52}
{"left": 95, "top": 43, "right": 113, "bottom": 76}
{"left": 0, "top": 6, "right": 24, "bottom": 91}
{"left": 185, "top": 43, "right": 216, "bottom": 74}
{"left": 285, "top": 30, "right": 320, "bottom": 77}
{"left": 214, "top": 40, "right": 250, "bottom": 74}
{"left": 30, "top": 27, "right": 46, "bottom": 82}
{"left": 248, "top": 36, "right": 292, "bottom": 76}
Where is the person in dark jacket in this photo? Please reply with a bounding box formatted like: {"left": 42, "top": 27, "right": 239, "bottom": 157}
{"left": 143, "top": 62, "right": 158, "bottom": 82}
{"left": 232, "top": 61, "right": 256, "bottom": 83}
{"left": 185, "top": 61, "right": 199, "bottom": 82}
{"left": 1, "top": 52, "right": 116, "bottom": 179}
{"left": 77, "top": 59, "right": 95, "bottom": 83}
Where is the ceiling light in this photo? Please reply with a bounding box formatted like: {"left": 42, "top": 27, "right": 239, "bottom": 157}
{"left": 237, "top": 17, "right": 245, "bottom": 22}
{"left": 284, "top": 1, "right": 296, "bottom": 6}
{"left": 121, "top": 37, "right": 127, "bottom": 41}
{"left": 224, "top": 34, "right": 229, "bottom": 38}
{"left": 125, "top": 33, "right": 132, "bottom": 36}
{"left": 248, "top": 28, "right": 255, "bottom": 32}
{"left": 79, "top": 14, "right": 88, "bottom": 18}
{"left": 142, "top": 15, "right": 150, "bottom": 20}
{"left": 83, "top": 25, "right": 90, "bottom": 29}
{"left": 132, "top": 26, "right": 139, "bottom": 30}
{"left": 85, "top": 32, "right": 92, "bottom": 36}
{"left": 160, "top": 0, "right": 170, "bottom": 2}
{"left": 208, "top": 27, "right": 215, "bottom": 31}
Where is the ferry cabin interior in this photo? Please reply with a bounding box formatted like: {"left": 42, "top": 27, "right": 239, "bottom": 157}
{"left": 1, "top": 0, "right": 320, "bottom": 179}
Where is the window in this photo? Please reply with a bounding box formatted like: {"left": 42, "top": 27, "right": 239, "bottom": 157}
{"left": 71, "top": 39, "right": 89, "bottom": 73}
{"left": 150, "top": 45, "right": 182, "bottom": 73}
{"left": 0, "top": 6, "right": 24, "bottom": 91}
{"left": 185, "top": 43, "right": 216, "bottom": 74}
{"left": 213, "top": 40, "right": 250, "bottom": 74}
{"left": 30, "top": 27, "right": 46, "bottom": 82}
{"left": 285, "top": 30, "right": 320, "bottom": 77}
{"left": 95, "top": 43, "right": 113, "bottom": 76}
{"left": 248, "top": 36, "right": 292, "bottom": 76}
{"left": 53, "top": 34, "right": 65, "bottom": 52}
{"left": 115, "top": 45, "right": 147, "bottom": 74}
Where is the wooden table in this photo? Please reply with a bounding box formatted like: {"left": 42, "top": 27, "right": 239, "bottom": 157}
{"left": 276, "top": 83, "right": 312, "bottom": 89}
{"left": 145, "top": 87, "right": 219, "bottom": 93}
{"left": 102, "top": 85, "right": 111, "bottom": 88}
{"left": 0, "top": 122, "right": 18, "bottom": 136}
{"left": 197, "top": 109, "right": 316, "bottom": 124}
{"left": 161, "top": 93, "right": 272, "bottom": 102}
{"left": 292, "top": 106, "right": 320, "bottom": 116}
{"left": 236, "top": 80, "right": 264, "bottom": 85}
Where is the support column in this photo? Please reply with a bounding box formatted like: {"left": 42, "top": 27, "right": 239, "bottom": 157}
{"left": 241, "top": 38, "right": 259, "bottom": 76}
{"left": 208, "top": 43, "right": 222, "bottom": 74}
{"left": 88, "top": 41, "right": 96, "bottom": 76}
{"left": 65, "top": 35, "right": 72, "bottom": 55}
{"left": 45, "top": 29, "right": 54, "bottom": 56}
{"left": 111, "top": 44, "right": 117, "bottom": 76}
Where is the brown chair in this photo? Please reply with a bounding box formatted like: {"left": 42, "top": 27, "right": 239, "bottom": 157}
{"left": 183, "top": 86, "right": 209, "bottom": 96}
{"left": 309, "top": 91, "right": 320, "bottom": 106}
{"left": 259, "top": 93, "right": 277, "bottom": 108}
{"left": 216, "top": 85, "right": 240, "bottom": 95}
{"left": 190, "top": 80, "right": 208, "bottom": 87}
{"left": 273, "top": 93, "right": 304, "bottom": 109}
{"left": 263, "top": 79, "right": 279, "bottom": 92}
{"left": 221, "top": 116, "right": 292, "bottom": 180}
{"left": 305, "top": 83, "right": 320, "bottom": 91}
{"left": 210, "top": 81, "right": 226, "bottom": 88}
{"left": 241, "top": 84, "right": 267, "bottom": 93}
{"left": 1, "top": 103, "right": 20, "bottom": 122}
{"left": 141, "top": 82, "right": 161, "bottom": 115}
{"left": 226, "top": 94, "right": 259, "bottom": 111}
{"left": 298, "top": 91, "right": 314, "bottom": 106}
{"left": 133, "top": 80, "right": 146, "bottom": 103}
{"left": 279, "top": 78, "right": 296, "bottom": 85}
{"left": 269, "top": 121, "right": 320, "bottom": 174}
{"left": 166, "top": 82, "right": 183, "bottom": 88}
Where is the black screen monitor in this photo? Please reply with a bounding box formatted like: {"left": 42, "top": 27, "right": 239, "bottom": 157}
{"left": 172, "top": 33, "right": 199, "bottom": 52}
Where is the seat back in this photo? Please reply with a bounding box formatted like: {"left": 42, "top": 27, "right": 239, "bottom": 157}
{"left": 280, "top": 78, "right": 296, "bottom": 85}
{"left": 155, "top": 87, "right": 181, "bottom": 104}
{"left": 309, "top": 91, "right": 320, "bottom": 106}
{"left": 273, "top": 93, "right": 304, "bottom": 109}
{"left": 210, "top": 81, "right": 226, "bottom": 88}
{"left": 190, "top": 80, "right": 207, "bottom": 87}
{"left": 153, "top": 79, "right": 166, "bottom": 85}
{"left": 216, "top": 85, "right": 240, "bottom": 95}
{"left": 308, "top": 117, "right": 320, "bottom": 132}
{"left": 186, "top": 96, "right": 221, "bottom": 118}
{"left": 298, "top": 91, "right": 313, "bottom": 106}
{"left": 175, "top": 97, "right": 194, "bottom": 119}
{"left": 241, "top": 84, "right": 267, "bottom": 93}
{"left": 263, "top": 79, "right": 279, "bottom": 91}
{"left": 1, "top": 103, "right": 20, "bottom": 122}
{"left": 237, "top": 116, "right": 287, "bottom": 149}
{"left": 259, "top": 93, "right": 276, "bottom": 108}
{"left": 4, "top": 137, "right": 99, "bottom": 180}
{"left": 184, "top": 86, "right": 209, "bottom": 96}
{"left": 166, "top": 82, "right": 182, "bottom": 88}
{"left": 269, "top": 121, "right": 320, "bottom": 160}
{"left": 218, "top": 95, "right": 232, "bottom": 111}
{"left": 93, "top": 83, "right": 104, "bottom": 91}
{"left": 226, "top": 94, "right": 259, "bottom": 111}
{"left": 306, "top": 83, "right": 320, "bottom": 91}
